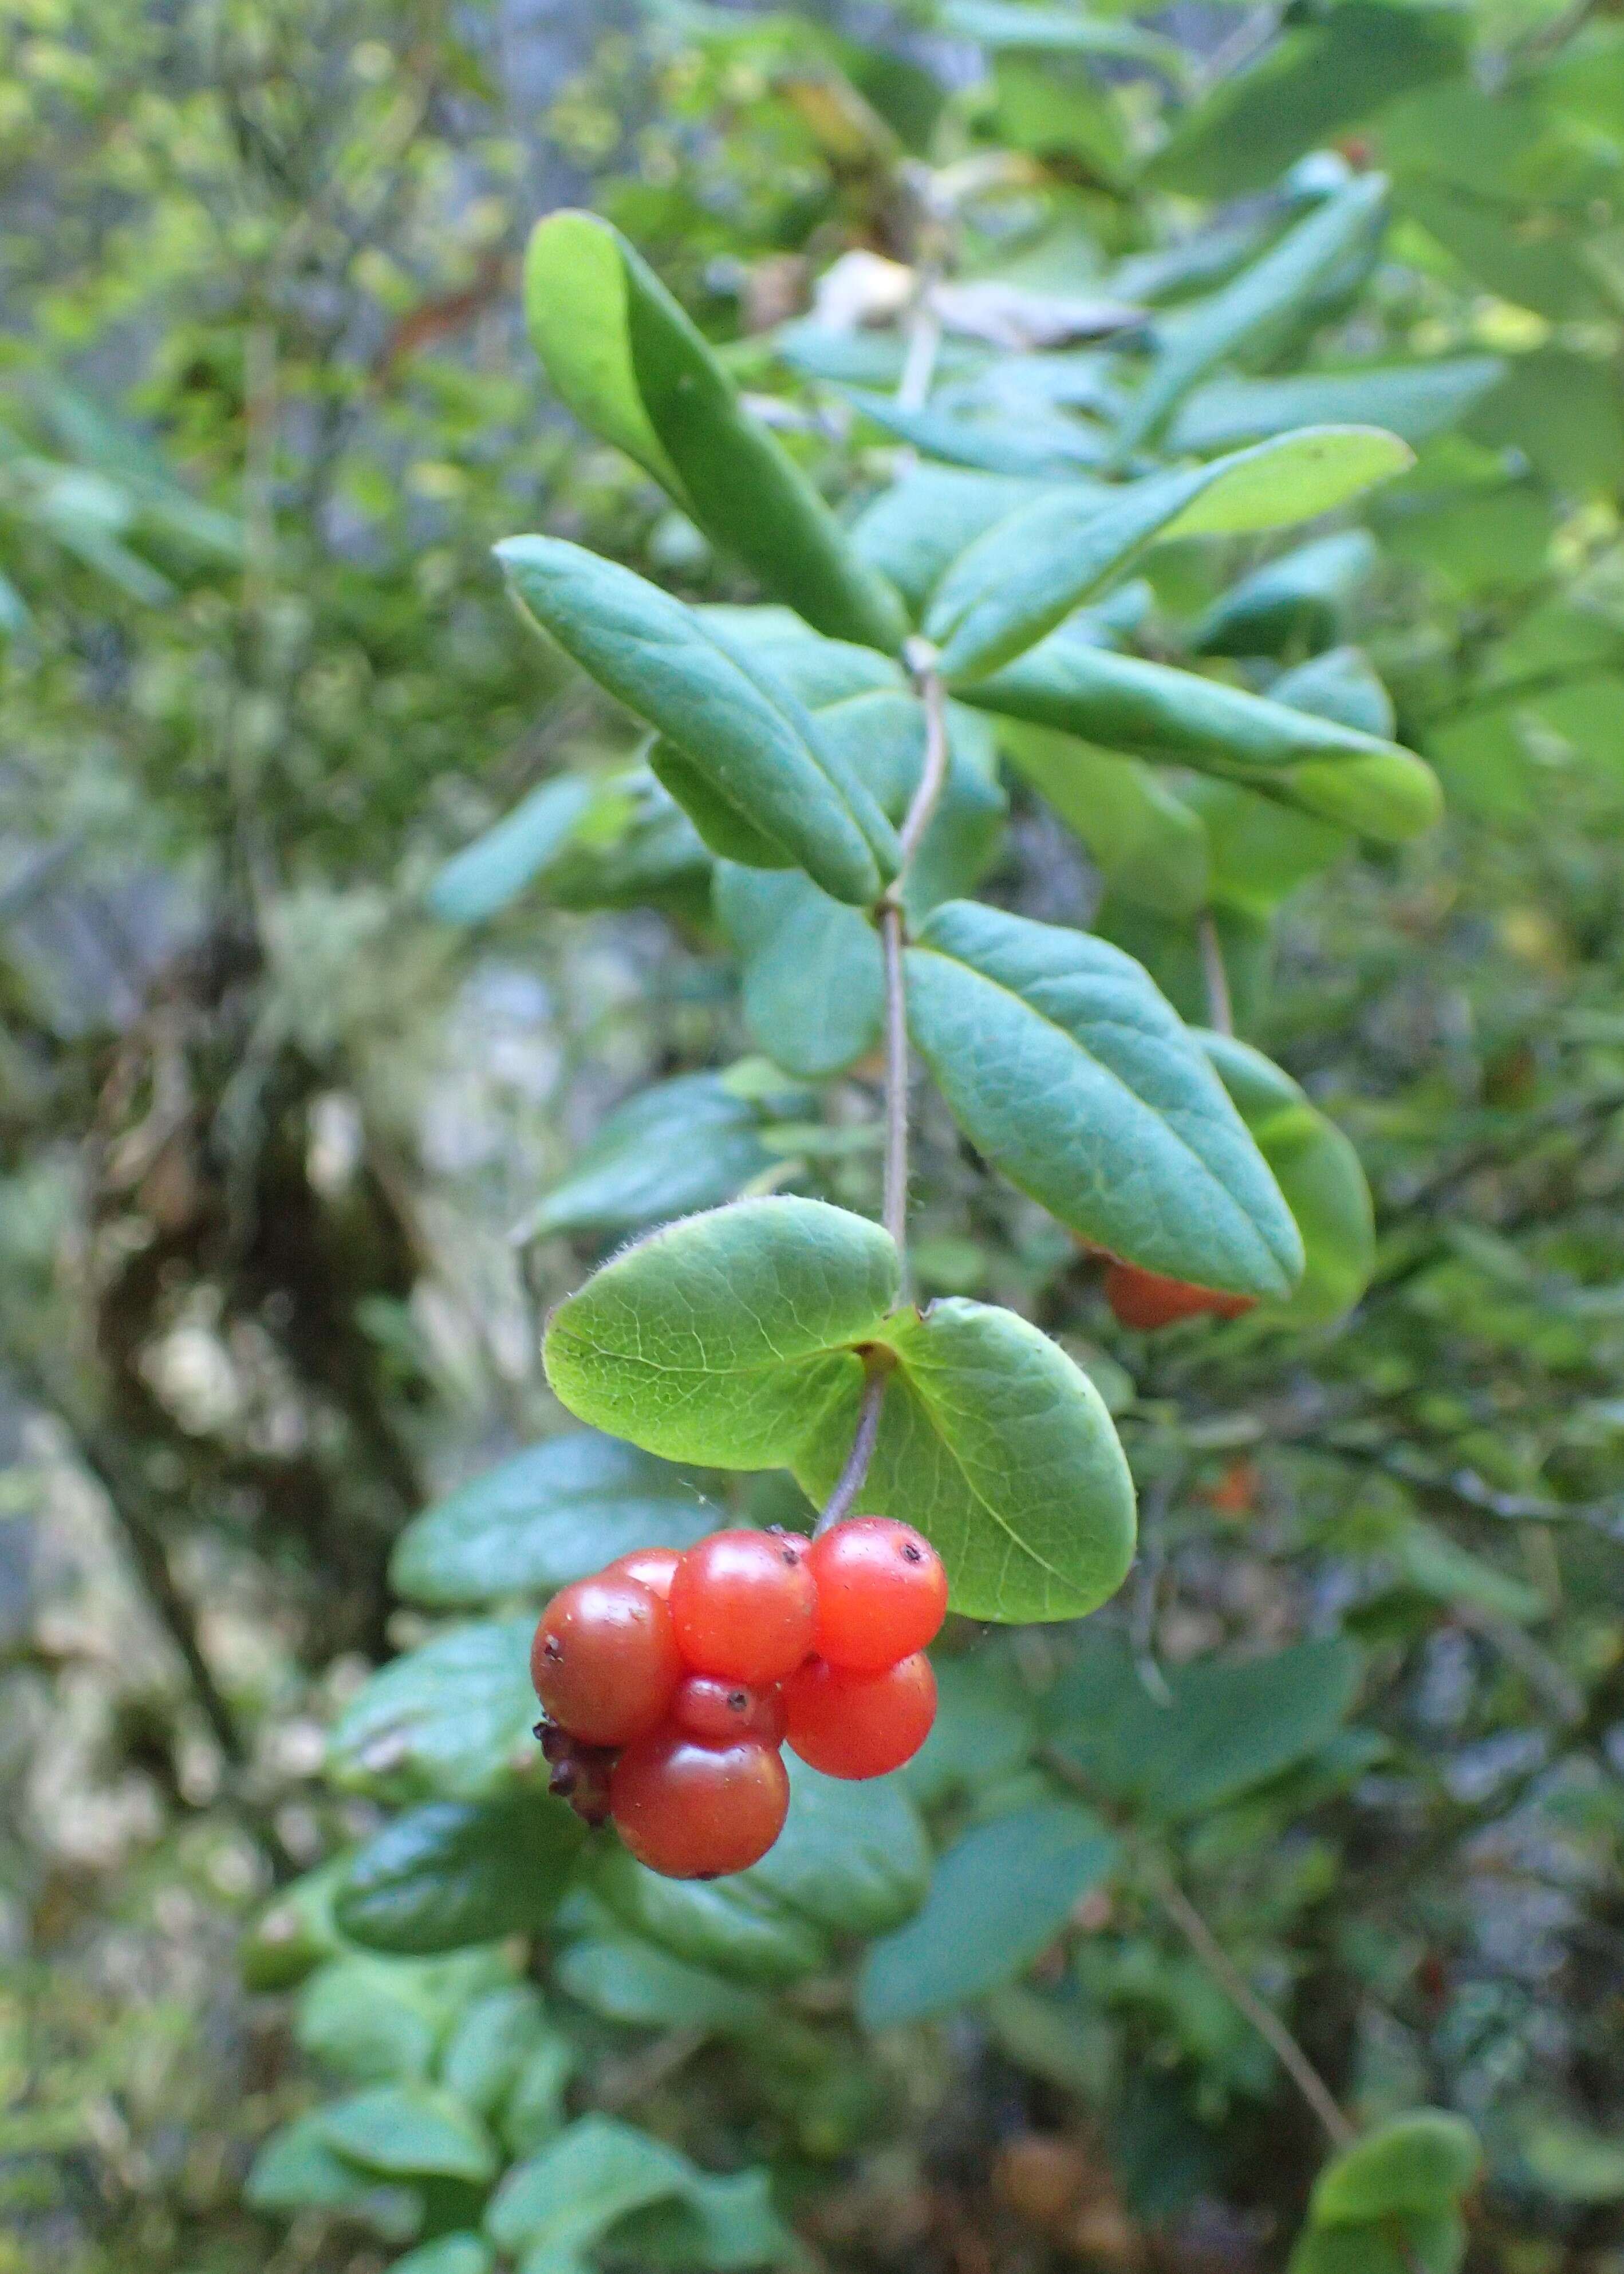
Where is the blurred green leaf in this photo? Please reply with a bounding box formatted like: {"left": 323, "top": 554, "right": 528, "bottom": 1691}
{"left": 328, "top": 1618, "right": 537, "bottom": 1803}
{"left": 392, "top": 1433, "right": 719, "bottom": 1611}
{"left": 336, "top": 1794, "right": 586, "bottom": 1955}
{"left": 859, "top": 1802, "right": 1118, "bottom": 2027}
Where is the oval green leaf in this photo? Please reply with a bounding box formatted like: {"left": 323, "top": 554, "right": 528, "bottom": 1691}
{"left": 542, "top": 1197, "right": 900, "bottom": 1469}
{"left": 905, "top": 901, "right": 1304, "bottom": 1298}
{"left": 496, "top": 537, "right": 898, "bottom": 905}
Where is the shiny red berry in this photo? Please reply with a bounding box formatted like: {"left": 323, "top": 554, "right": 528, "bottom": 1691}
{"left": 669, "top": 1528, "right": 817, "bottom": 1685}
{"left": 783, "top": 1651, "right": 937, "bottom": 1780}
{"left": 603, "top": 1544, "right": 682, "bottom": 1600}
{"left": 806, "top": 1518, "right": 948, "bottom": 1671}
{"left": 671, "top": 1673, "right": 787, "bottom": 1745}
{"left": 609, "top": 1728, "right": 790, "bottom": 1878}
{"left": 530, "top": 1572, "right": 681, "bottom": 1747}
{"left": 1104, "top": 1260, "right": 1255, "bottom": 1331}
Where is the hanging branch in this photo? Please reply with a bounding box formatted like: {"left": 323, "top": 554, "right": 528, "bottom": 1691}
{"left": 814, "top": 649, "right": 951, "bottom": 1538}
{"left": 1197, "top": 909, "right": 1235, "bottom": 1038}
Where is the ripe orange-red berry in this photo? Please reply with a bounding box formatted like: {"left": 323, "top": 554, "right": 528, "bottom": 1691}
{"left": 669, "top": 1528, "right": 817, "bottom": 1685}
{"left": 609, "top": 1728, "right": 790, "bottom": 1878}
{"left": 807, "top": 1517, "right": 948, "bottom": 1670}
{"left": 783, "top": 1651, "right": 936, "bottom": 1780}
{"left": 1104, "top": 1260, "right": 1255, "bottom": 1332}
{"left": 604, "top": 1544, "right": 682, "bottom": 1599}
{"left": 671, "top": 1673, "right": 787, "bottom": 1745}
{"left": 530, "top": 1571, "right": 681, "bottom": 1747}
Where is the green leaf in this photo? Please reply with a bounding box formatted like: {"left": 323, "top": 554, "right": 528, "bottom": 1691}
{"left": 391, "top": 2236, "right": 495, "bottom": 2274}
{"left": 391, "top": 2238, "right": 495, "bottom": 2274}
{"left": 1118, "top": 176, "right": 1391, "bottom": 456}
{"left": 928, "top": 429, "right": 1412, "bottom": 682}
{"left": 850, "top": 464, "right": 1053, "bottom": 621}
{"left": 1310, "top": 2111, "right": 1481, "bottom": 2225}
{"left": 246, "top": 2111, "right": 417, "bottom": 2230}
{"left": 496, "top": 537, "right": 898, "bottom": 906}
{"left": 328, "top": 1618, "right": 537, "bottom": 1803}
{"left": 295, "top": 1954, "right": 442, "bottom": 2083}
{"left": 843, "top": 386, "right": 1107, "bottom": 478}
{"left": 740, "top": 1753, "right": 929, "bottom": 1936}
{"left": 489, "top": 2113, "right": 787, "bottom": 2274}
{"left": 439, "top": 1986, "right": 550, "bottom": 2118}
{"left": 1176, "top": 778, "right": 1345, "bottom": 917}
{"left": 541, "top": 768, "right": 714, "bottom": 922}
{"left": 428, "top": 778, "right": 597, "bottom": 925}
{"left": 502, "top": 2033, "right": 577, "bottom": 2158}
{"left": 694, "top": 603, "right": 904, "bottom": 707}
{"left": 1272, "top": 644, "right": 1395, "bottom": 738}
{"left": 392, "top": 1433, "right": 719, "bottom": 1611}
{"left": 1193, "top": 530, "right": 1379, "bottom": 659}
{"left": 241, "top": 1856, "right": 353, "bottom": 1991}
{"left": 1521, "top": 2116, "right": 1624, "bottom": 2205}
{"left": 1288, "top": 2210, "right": 1465, "bottom": 2274}
{"left": 900, "top": 1652, "right": 1038, "bottom": 1807}
{"left": 858, "top": 1802, "right": 1118, "bottom": 2028}
{"left": 795, "top": 1299, "right": 1137, "bottom": 1624}
{"left": 336, "top": 1794, "right": 586, "bottom": 1956}
{"left": 590, "top": 1843, "right": 830, "bottom": 1988}
{"left": 715, "top": 867, "right": 885, "bottom": 1078}
{"left": 1047, "top": 1632, "right": 1362, "bottom": 1819}
{"left": 1469, "top": 345, "right": 1624, "bottom": 498}
{"left": 996, "top": 724, "right": 1211, "bottom": 920}
{"left": 1148, "top": 4, "right": 1467, "bottom": 197}
{"left": 524, "top": 211, "right": 906, "bottom": 651}
{"left": 963, "top": 632, "right": 1440, "bottom": 842}
{"left": 715, "top": 699, "right": 1004, "bottom": 1077}
{"left": 515, "top": 1073, "right": 775, "bottom": 1243}
{"left": 938, "top": 0, "right": 1184, "bottom": 67}
{"left": 1170, "top": 357, "right": 1504, "bottom": 455}
{"left": 320, "top": 2084, "right": 498, "bottom": 2184}
{"left": 556, "top": 1938, "right": 771, "bottom": 2033}
{"left": 905, "top": 901, "right": 1303, "bottom": 1297}
{"left": 542, "top": 1197, "right": 900, "bottom": 1469}
{"left": 1201, "top": 1031, "right": 1375, "bottom": 1326}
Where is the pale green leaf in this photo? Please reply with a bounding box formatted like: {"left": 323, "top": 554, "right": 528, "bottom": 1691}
{"left": 1119, "top": 176, "right": 1391, "bottom": 456}
{"left": 1310, "top": 2110, "right": 1481, "bottom": 2224}
{"left": 516, "top": 1073, "right": 775, "bottom": 1243}
{"left": 1170, "top": 357, "right": 1504, "bottom": 455}
{"left": 796, "top": 1299, "right": 1136, "bottom": 1624}
{"left": 525, "top": 212, "right": 906, "bottom": 650}
{"left": 428, "top": 778, "right": 596, "bottom": 925}
{"left": 542, "top": 1197, "right": 899, "bottom": 1469}
{"left": 319, "top": 2084, "right": 498, "bottom": 2184}
{"left": 1201, "top": 1031, "right": 1375, "bottom": 1326}
{"left": 496, "top": 537, "right": 897, "bottom": 905}
{"left": 928, "top": 429, "right": 1412, "bottom": 681}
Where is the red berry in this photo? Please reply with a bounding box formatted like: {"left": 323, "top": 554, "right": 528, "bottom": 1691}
{"left": 1104, "top": 1260, "right": 1255, "bottom": 1332}
{"left": 604, "top": 1545, "right": 682, "bottom": 1600}
{"left": 783, "top": 1652, "right": 936, "bottom": 1780}
{"left": 609, "top": 1728, "right": 790, "bottom": 1878}
{"left": 807, "top": 1518, "right": 948, "bottom": 1671}
{"left": 669, "top": 1528, "right": 817, "bottom": 1685}
{"left": 530, "top": 1572, "right": 681, "bottom": 1747}
{"left": 671, "top": 1673, "right": 787, "bottom": 1745}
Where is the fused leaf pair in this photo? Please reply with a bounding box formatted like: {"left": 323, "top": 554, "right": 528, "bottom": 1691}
{"left": 542, "top": 1195, "right": 1136, "bottom": 1625}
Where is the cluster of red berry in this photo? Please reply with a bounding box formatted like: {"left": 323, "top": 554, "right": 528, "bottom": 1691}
{"left": 530, "top": 1519, "right": 948, "bottom": 1881}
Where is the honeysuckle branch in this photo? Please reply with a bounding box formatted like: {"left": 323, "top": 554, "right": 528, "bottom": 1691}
{"left": 1197, "top": 909, "right": 1234, "bottom": 1038}
{"left": 813, "top": 653, "right": 951, "bottom": 1535}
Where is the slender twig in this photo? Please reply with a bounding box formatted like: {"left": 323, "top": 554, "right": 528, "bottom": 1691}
{"left": 1152, "top": 1868, "right": 1355, "bottom": 2149}
{"left": 898, "top": 651, "right": 951, "bottom": 864}
{"left": 896, "top": 295, "right": 943, "bottom": 414}
{"left": 813, "top": 653, "right": 952, "bottom": 1532}
{"left": 814, "top": 1363, "right": 893, "bottom": 1538}
{"left": 1197, "top": 911, "right": 1234, "bottom": 1038}
{"left": 880, "top": 904, "right": 910, "bottom": 1255}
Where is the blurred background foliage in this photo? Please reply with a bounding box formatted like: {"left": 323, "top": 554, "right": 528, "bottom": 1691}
{"left": 3, "top": 0, "right": 1624, "bottom": 2270}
